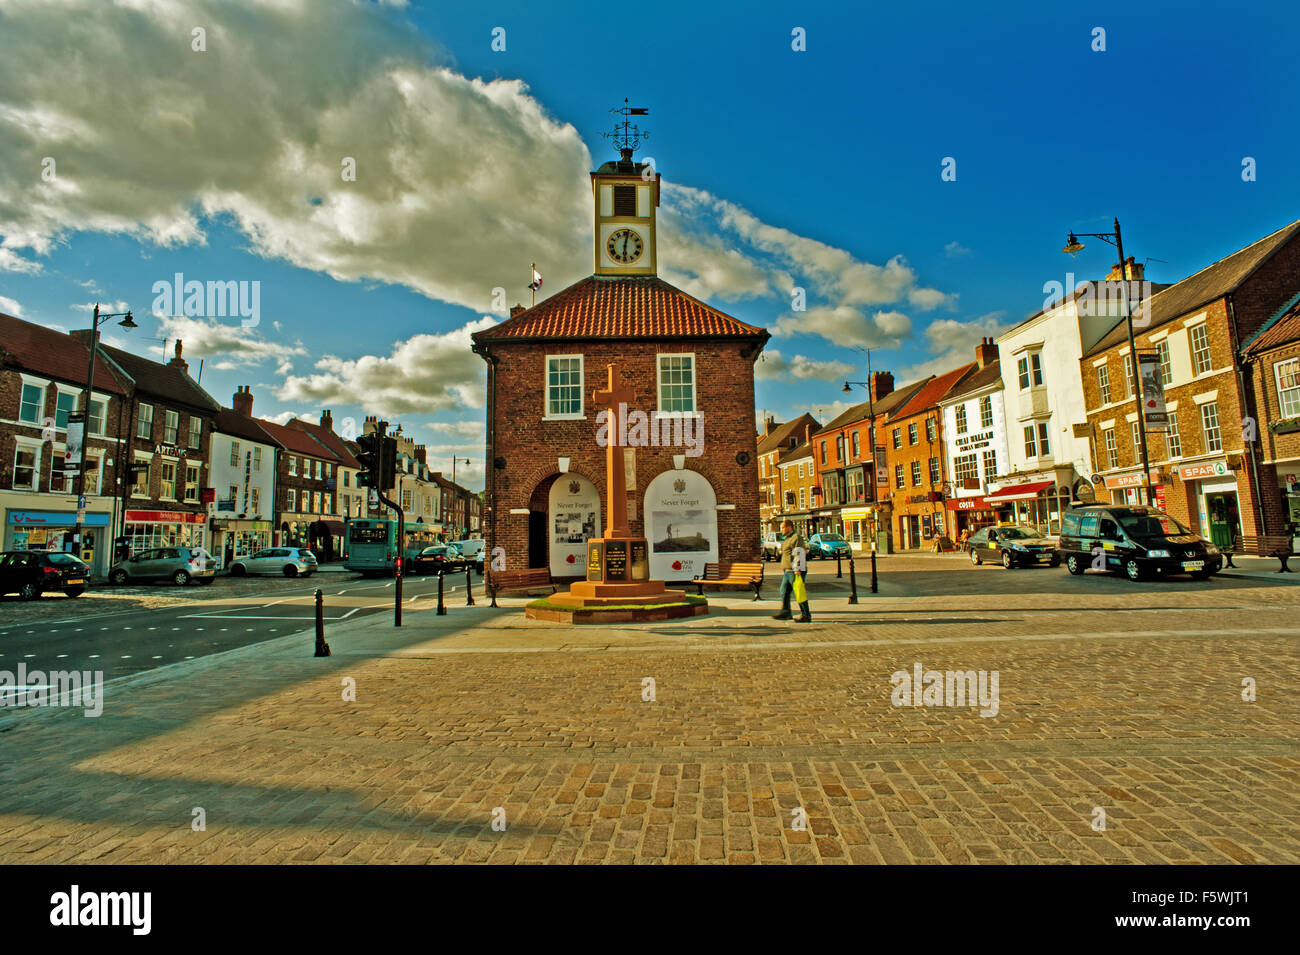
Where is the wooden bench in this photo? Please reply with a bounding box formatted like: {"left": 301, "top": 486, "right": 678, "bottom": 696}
{"left": 692, "top": 562, "right": 764, "bottom": 600}
{"left": 1227, "top": 534, "right": 1296, "bottom": 572}
{"left": 486, "top": 568, "right": 556, "bottom": 596}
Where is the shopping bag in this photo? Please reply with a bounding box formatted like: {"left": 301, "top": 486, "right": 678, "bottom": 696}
{"left": 792, "top": 573, "right": 807, "bottom": 603}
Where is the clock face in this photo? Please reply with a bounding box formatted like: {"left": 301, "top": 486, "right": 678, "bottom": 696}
{"left": 606, "top": 228, "right": 644, "bottom": 264}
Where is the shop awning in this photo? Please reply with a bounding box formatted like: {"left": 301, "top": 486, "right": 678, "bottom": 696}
{"left": 985, "top": 480, "right": 1055, "bottom": 503}
{"left": 840, "top": 507, "right": 873, "bottom": 520}
{"left": 318, "top": 520, "right": 346, "bottom": 536}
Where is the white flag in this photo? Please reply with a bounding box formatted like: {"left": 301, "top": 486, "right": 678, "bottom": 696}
{"left": 528, "top": 268, "right": 543, "bottom": 291}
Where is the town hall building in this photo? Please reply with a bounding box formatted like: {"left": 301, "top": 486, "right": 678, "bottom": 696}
{"left": 472, "top": 146, "right": 769, "bottom": 581}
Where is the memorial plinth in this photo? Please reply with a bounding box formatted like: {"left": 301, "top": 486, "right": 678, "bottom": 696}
{"left": 525, "top": 365, "right": 708, "bottom": 624}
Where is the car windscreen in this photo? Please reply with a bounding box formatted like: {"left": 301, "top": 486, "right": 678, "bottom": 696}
{"left": 1118, "top": 512, "right": 1191, "bottom": 537}
{"left": 46, "top": 553, "right": 85, "bottom": 566}
{"left": 998, "top": 528, "right": 1037, "bottom": 540}
{"left": 820, "top": 534, "right": 845, "bottom": 542}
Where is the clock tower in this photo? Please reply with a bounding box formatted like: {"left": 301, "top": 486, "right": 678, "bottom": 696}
{"left": 591, "top": 104, "right": 660, "bottom": 276}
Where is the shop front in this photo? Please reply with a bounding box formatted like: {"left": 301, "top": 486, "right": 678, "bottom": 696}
{"left": 4, "top": 509, "right": 113, "bottom": 576}
{"left": 840, "top": 506, "right": 873, "bottom": 551}
{"left": 1280, "top": 470, "right": 1300, "bottom": 549}
{"left": 895, "top": 492, "right": 945, "bottom": 550}
{"left": 1101, "top": 468, "right": 1165, "bottom": 508}
{"left": 984, "top": 479, "right": 1059, "bottom": 531}
{"left": 944, "top": 495, "right": 995, "bottom": 541}
{"left": 1172, "top": 459, "right": 1241, "bottom": 549}
{"left": 214, "top": 519, "right": 274, "bottom": 568}
{"left": 123, "top": 509, "right": 208, "bottom": 556}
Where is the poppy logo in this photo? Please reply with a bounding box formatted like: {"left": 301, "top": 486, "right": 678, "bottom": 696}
{"left": 672, "top": 560, "right": 682, "bottom": 571}
{"left": 565, "top": 553, "right": 576, "bottom": 563}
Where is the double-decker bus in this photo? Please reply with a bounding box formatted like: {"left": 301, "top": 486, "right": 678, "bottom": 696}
{"left": 343, "top": 518, "right": 437, "bottom": 576}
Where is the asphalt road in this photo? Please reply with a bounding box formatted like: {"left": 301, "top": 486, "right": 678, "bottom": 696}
{"left": 0, "top": 570, "right": 479, "bottom": 682}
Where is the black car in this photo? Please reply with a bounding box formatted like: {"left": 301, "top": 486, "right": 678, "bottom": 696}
{"left": 1058, "top": 505, "right": 1223, "bottom": 581}
{"left": 412, "top": 545, "right": 467, "bottom": 575}
{"left": 966, "top": 525, "right": 1059, "bottom": 568}
{"left": 0, "top": 550, "right": 90, "bottom": 599}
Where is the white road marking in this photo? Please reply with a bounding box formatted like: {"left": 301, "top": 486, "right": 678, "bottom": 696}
{"left": 23, "top": 654, "right": 34, "bottom": 658}
{"left": 89, "top": 654, "right": 99, "bottom": 659}
{"left": 152, "top": 655, "right": 163, "bottom": 659}
{"left": 121, "top": 655, "right": 131, "bottom": 658}
{"left": 56, "top": 654, "right": 67, "bottom": 658}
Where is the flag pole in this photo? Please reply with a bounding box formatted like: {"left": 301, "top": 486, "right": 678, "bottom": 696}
{"left": 531, "top": 262, "right": 536, "bottom": 307}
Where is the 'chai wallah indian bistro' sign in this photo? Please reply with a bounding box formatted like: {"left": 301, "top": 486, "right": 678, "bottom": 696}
{"left": 954, "top": 430, "right": 994, "bottom": 452}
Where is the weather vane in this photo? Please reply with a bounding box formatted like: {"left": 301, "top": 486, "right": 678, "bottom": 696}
{"left": 603, "top": 99, "right": 649, "bottom": 159}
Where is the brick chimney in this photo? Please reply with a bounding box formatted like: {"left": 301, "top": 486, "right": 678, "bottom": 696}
{"left": 870, "top": 371, "right": 894, "bottom": 403}
{"left": 1105, "top": 256, "right": 1144, "bottom": 282}
{"left": 762, "top": 415, "right": 776, "bottom": 436}
{"left": 510, "top": 304, "right": 526, "bottom": 317}
{"left": 414, "top": 444, "right": 427, "bottom": 466}
{"left": 975, "top": 337, "right": 998, "bottom": 369}
{"left": 320, "top": 409, "right": 333, "bottom": 432}
{"left": 231, "top": 386, "right": 253, "bottom": 417}
{"left": 168, "top": 339, "right": 188, "bottom": 372}
{"left": 803, "top": 423, "right": 811, "bottom": 447}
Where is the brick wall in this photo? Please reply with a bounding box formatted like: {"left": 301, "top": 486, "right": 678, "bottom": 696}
{"left": 882, "top": 409, "right": 946, "bottom": 546}
{"left": 1245, "top": 337, "right": 1300, "bottom": 533}
{"left": 483, "top": 339, "right": 761, "bottom": 573}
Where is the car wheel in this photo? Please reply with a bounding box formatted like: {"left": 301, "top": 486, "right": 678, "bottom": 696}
{"left": 18, "top": 581, "right": 38, "bottom": 600}
{"left": 969, "top": 549, "right": 981, "bottom": 566}
{"left": 284, "top": 565, "right": 298, "bottom": 577}
{"left": 1066, "top": 554, "right": 1085, "bottom": 575}
{"left": 1124, "top": 558, "right": 1145, "bottom": 582}
{"left": 1002, "top": 551, "right": 1014, "bottom": 569}
{"left": 172, "top": 570, "right": 191, "bottom": 586}
{"left": 230, "top": 564, "right": 247, "bottom": 577}
{"left": 110, "top": 569, "right": 129, "bottom": 585}
{"left": 65, "top": 587, "right": 85, "bottom": 598}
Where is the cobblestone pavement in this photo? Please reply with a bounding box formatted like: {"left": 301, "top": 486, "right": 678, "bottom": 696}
{"left": 1, "top": 557, "right": 1296, "bottom": 864}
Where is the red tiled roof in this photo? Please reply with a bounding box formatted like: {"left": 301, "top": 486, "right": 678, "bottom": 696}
{"left": 471, "top": 275, "right": 769, "bottom": 342}
{"left": 0, "top": 313, "right": 126, "bottom": 394}
{"left": 257, "top": 419, "right": 338, "bottom": 459}
{"left": 287, "top": 418, "right": 360, "bottom": 468}
{"left": 887, "top": 363, "right": 977, "bottom": 420}
{"left": 1243, "top": 297, "right": 1300, "bottom": 355}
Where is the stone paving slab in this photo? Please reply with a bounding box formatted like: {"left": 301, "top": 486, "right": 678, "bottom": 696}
{"left": 1, "top": 564, "right": 1297, "bottom": 864}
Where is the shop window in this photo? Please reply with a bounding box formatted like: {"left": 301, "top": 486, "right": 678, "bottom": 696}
{"left": 1190, "top": 324, "right": 1212, "bottom": 375}
{"left": 1201, "top": 402, "right": 1222, "bottom": 452}
{"left": 979, "top": 397, "right": 993, "bottom": 430}
{"left": 136, "top": 403, "right": 154, "bottom": 439}
{"left": 954, "top": 454, "right": 978, "bottom": 484}
{"left": 300, "top": 490, "right": 310, "bottom": 512}
{"left": 253, "top": 447, "right": 262, "bottom": 470}
{"left": 929, "top": 457, "right": 940, "bottom": 484}
{"left": 982, "top": 450, "right": 997, "bottom": 483}
{"left": 88, "top": 399, "right": 107, "bottom": 436}
{"left": 820, "top": 441, "right": 827, "bottom": 466}
{"left": 1097, "top": 365, "right": 1111, "bottom": 405}
{"left": 836, "top": 435, "right": 845, "bottom": 461}
{"left": 894, "top": 464, "right": 904, "bottom": 488}
{"left": 251, "top": 488, "right": 260, "bottom": 515}
{"left": 19, "top": 383, "right": 44, "bottom": 424}
{"left": 907, "top": 423, "right": 918, "bottom": 445}
{"left": 1156, "top": 339, "right": 1172, "bottom": 385}
{"left": 926, "top": 417, "right": 938, "bottom": 442}
{"left": 84, "top": 456, "right": 101, "bottom": 495}
{"left": 955, "top": 405, "right": 968, "bottom": 434}
{"left": 892, "top": 428, "right": 902, "bottom": 449}
{"left": 132, "top": 457, "right": 150, "bottom": 496}
{"left": 164, "top": 410, "right": 179, "bottom": 446}
{"left": 230, "top": 441, "right": 241, "bottom": 467}
{"left": 851, "top": 431, "right": 861, "bottom": 458}
{"left": 50, "top": 456, "right": 69, "bottom": 493}
{"left": 189, "top": 417, "right": 202, "bottom": 449}
{"left": 1103, "top": 429, "right": 1118, "bottom": 469}
{"left": 185, "top": 465, "right": 199, "bottom": 502}
{"left": 1275, "top": 358, "right": 1300, "bottom": 418}
{"left": 13, "top": 446, "right": 37, "bottom": 489}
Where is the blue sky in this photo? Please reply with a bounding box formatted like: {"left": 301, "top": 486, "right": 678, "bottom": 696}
{"left": 2, "top": 0, "right": 1298, "bottom": 489}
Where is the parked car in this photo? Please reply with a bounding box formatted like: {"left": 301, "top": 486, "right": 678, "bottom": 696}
{"left": 109, "top": 546, "right": 217, "bottom": 586}
{"left": 412, "top": 544, "right": 466, "bottom": 575}
{"left": 1058, "top": 505, "right": 1222, "bottom": 581}
{"left": 967, "top": 525, "right": 1059, "bottom": 568}
{"left": 0, "top": 550, "right": 90, "bottom": 599}
{"left": 761, "top": 531, "right": 786, "bottom": 561}
{"left": 227, "top": 547, "right": 318, "bottom": 578}
{"left": 807, "top": 533, "right": 852, "bottom": 560}
{"left": 450, "top": 542, "right": 484, "bottom": 576}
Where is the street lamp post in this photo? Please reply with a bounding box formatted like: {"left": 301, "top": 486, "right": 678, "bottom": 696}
{"left": 1063, "top": 218, "right": 1155, "bottom": 507}
{"left": 450, "top": 456, "right": 470, "bottom": 538}
{"left": 73, "top": 304, "right": 136, "bottom": 567}
{"left": 844, "top": 358, "right": 880, "bottom": 594}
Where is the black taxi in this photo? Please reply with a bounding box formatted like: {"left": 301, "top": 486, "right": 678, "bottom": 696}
{"left": 1058, "top": 505, "right": 1222, "bottom": 581}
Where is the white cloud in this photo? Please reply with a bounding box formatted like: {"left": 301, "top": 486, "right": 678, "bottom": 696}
{"left": 264, "top": 410, "right": 316, "bottom": 426}
{"left": 276, "top": 316, "right": 495, "bottom": 417}
{"left": 152, "top": 315, "right": 308, "bottom": 369}
{"left": 789, "top": 398, "right": 857, "bottom": 424}
{"left": 944, "top": 241, "right": 971, "bottom": 258}
{"left": 901, "top": 311, "right": 1008, "bottom": 380}
{"left": 756, "top": 348, "right": 854, "bottom": 382}
{"left": 773, "top": 305, "right": 912, "bottom": 349}
{"left": 424, "top": 420, "right": 485, "bottom": 438}
{"left": 72, "top": 300, "right": 130, "bottom": 313}
{"left": 0, "top": 294, "right": 22, "bottom": 316}
{"left": 0, "top": 247, "right": 41, "bottom": 274}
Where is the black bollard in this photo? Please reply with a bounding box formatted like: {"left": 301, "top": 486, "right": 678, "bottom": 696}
{"left": 836, "top": 556, "right": 842, "bottom": 579}
{"left": 870, "top": 546, "right": 878, "bottom": 594}
{"left": 848, "top": 558, "right": 858, "bottom": 604}
{"left": 465, "top": 565, "right": 475, "bottom": 606}
{"left": 488, "top": 577, "right": 499, "bottom": 608}
{"left": 437, "top": 569, "right": 447, "bottom": 615}
{"left": 314, "top": 588, "right": 331, "bottom": 656}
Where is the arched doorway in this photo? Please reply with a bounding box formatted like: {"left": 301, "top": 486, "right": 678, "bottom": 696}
{"left": 643, "top": 469, "right": 718, "bottom": 581}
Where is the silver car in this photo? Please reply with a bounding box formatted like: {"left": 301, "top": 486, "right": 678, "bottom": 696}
{"left": 109, "top": 546, "right": 217, "bottom": 586}
{"left": 227, "top": 547, "right": 317, "bottom": 578}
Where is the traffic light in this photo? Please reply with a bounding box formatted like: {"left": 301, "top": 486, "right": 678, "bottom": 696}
{"left": 379, "top": 436, "right": 397, "bottom": 493}
{"left": 356, "top": 432, "right": 381, "bottom": 488}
